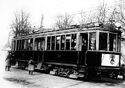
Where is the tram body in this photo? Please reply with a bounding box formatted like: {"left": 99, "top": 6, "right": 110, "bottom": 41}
{"left": 11, "top": 24, "right": 121, "bottom": 79}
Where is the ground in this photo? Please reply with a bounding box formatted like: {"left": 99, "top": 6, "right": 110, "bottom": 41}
{"left": 0, "top": 51, "right": 125, "bottom": 88}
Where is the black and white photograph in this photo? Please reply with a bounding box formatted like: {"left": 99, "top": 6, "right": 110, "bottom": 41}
{"left": 0, "top": 0, "right": 125, "bottom": 88}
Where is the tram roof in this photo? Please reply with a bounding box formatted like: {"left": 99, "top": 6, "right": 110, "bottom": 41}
{"left": 14, "top": 23, "right": 121, "bottom": 39}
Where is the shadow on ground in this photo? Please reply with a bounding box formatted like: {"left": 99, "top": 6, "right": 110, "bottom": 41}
{"left": 4, "top": 77, "right": 32, "bottom": 85}
{"left": 80, "top": 77, "right": 125, "bottom": 87}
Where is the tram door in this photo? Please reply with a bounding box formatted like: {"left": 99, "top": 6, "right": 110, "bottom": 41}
{"left": 79, "top": 33, "right": 88, "bottom": 65}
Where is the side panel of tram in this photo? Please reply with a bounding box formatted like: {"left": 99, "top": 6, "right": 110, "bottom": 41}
{"left": 11, "top": 27, "right": 121, "bottom": 78}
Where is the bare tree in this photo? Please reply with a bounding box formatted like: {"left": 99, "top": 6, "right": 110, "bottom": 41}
{"left": 55, "top": 13, "right": 73, "bottom": 29}
{"left": 79, "top": 1, "right": 118, "bottom": 26}
{"left": 11, "top": 10, "right": 31, "bottom": 37}
{"left": 96, "top": 0, "right": 125, "bottom": 26}
{"left": 78, "top": 2, "right": 108, "bottom": 26}
{"left": 115, "top": 0, "right": 125, "bottom": 27}
{"left": 96, "top": 2, "right": 108, "bottom": 24}
{"left": 79, "top": 11, "right": 94, "bottom": 25}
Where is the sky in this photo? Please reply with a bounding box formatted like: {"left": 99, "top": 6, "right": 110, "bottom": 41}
{"left": 0, "top": 0, "right": 118, "bottom": 50}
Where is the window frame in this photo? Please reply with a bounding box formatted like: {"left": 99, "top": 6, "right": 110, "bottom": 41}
{"left": 89, "top": 32, "right": 97, "bottom": 50}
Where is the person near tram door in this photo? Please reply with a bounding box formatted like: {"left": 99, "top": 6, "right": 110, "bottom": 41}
{"left": 28, "top": 58, "right": 35, "bottom": 75}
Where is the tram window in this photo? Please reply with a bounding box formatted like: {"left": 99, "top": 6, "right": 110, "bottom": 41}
{"left": 20, "top": 40, "right": 23, "bottom": 50}
{"left": 18, "top": 40, "right": 20, "bottom": 50}
{"left": 99, "top": 33, "right": 107, "bottom": 51}
{"left": 18, "top": 40, "right": 21, "bottom": 50}
{"left": 41, "top": 38, "right": 45, "bottom": 50}
{"left": 21, "top": 40, "right": 24, "bottom": 50}
{"left": 71, "top": 34, "right": 76, "bottom": 50}
{"left": 56, "top": 36, "right": 60, "bottom": 50}
{"left": 81, "top": 33, "right": 88, "bottom": 51}
{"left": 61, "top": 35, "right": 65, "bottom": 50}
{"left": 66, "top": 35, "right": 71, "bottom": 50}
{"left": 27, "top": 39, "right": 33, "bottom": 51}
{"left": 15, "top": 40, "right": 17, "bottom": 50}
{"left": 21, "top": 40, "right": 23, "bottom": 50}
{"left": 16, "top": 40, "right": 19, "bottom": 50}
{"left": 35, "top": 38, "right": 44, "bottom": 51}
{"left": 109, "top": 33, "right": 117, "bottom": 51}
{"left": 13, "top": 40, "right": 16, "bottom": 51}
{"left": 89, "top": 32, "right": 96, "bottom": 50}
{"left": 35, "top": 38, "right": 39, "bottom": 51}
{"left": 17, "top": 40, "right": 20, "bottom": 51}
{"left": 47, "top": 37, "right": 51, "bottom": 50}
{"left": 117, "top": 34, "right": 121, "bottom": 52}
{"left": 38, "top": 39, "right": 41, "bottom": 50}
{"left": 16, "top": 40, "right": 17, "bottom": 50}
{"left": 12, "top": 41, "right": 14, "bottom": 51}
{"left": 24, "top": 39, "right": 28, "bottom": 50}
{"left": 51, "top": 36, "right": 55, "bottom": 50}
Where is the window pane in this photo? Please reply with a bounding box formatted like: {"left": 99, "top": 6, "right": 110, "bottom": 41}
{"left": 66, "top": 35, "right": 71, "bottom": 50}
{"left": 20, "top": 40, "right": 22, "bottom": 50}
{"left": 21, "top": 40, "right": 23, "bottom": 50}
{"left": 28, "top": 39, "right": 33, "bottom": 51}
{"left": 13, "top": 40, "right": 16, "bottom": 51}
{"left": 81, "top": 33, "right": 88, "bottom": 51}
{"left": 99, "top": 33, "right": 107, "bottom": 50}
{"left": 34, "top": 39, "right": 38, "bottom": 50}
{"left": 61, "top": 35, "right": 65, "bottom": 50}
{"left": 56, "top": 36, "right": 60, "bottom": 50}
{"left": 109, "top": 33, "right": 117, "bottom": 51}
{"left": 51, "top": 36, "right": 55, "bottom": 50}
{"left": 35, "top": 38, "right": 43, "bottom": 51}
{"left": 117, "top": 34, "right": 121, "bottom": 52}
{"left": 71, "top": 34, "right": 76, "bottom": 50}
{"left": 19, "top": 40, "right": 21, "bottom": 50}
{"left": 16, "top": 40, "right": 18, "bottom": 50}
{"left": 24, "top": 39, "right": 28, "bottom": 50}
{"left": 47, "top": 37, "right": 51, "bottom": 50}
{"left": 89, "top": 32, "right": 96, "bottom": 50}
{"left": 17, "top": 40, "right": 20, "bottom": 50}
{"left": 41, "top": 38, "right": 45, "bottom": 50}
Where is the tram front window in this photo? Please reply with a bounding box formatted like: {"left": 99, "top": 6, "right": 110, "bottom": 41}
{"left": 99, "top": 32, "right": 117, "bottom": 52}
{"left": 109, "top": 33, "right": 117, "bottom": 51}
{"left": 99, "top": 33, "right": 107, "bottom": 51}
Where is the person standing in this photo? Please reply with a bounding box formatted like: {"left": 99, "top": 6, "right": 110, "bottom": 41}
{"left": 28, "top": 59, "right": 35, "bottom": 75}
{"left": 5, "top": 53, "right": 11, "bottom": 71}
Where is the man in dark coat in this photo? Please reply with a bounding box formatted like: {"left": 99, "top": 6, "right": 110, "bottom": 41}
{"left": 5, "top": 53, "right": 11, "bottom": 71}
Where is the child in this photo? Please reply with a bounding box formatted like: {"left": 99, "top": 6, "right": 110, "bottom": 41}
{"left": 28, "top": 59, "right": 35, "bottom": 75}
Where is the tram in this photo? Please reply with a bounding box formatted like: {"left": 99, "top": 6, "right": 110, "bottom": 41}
{"left": 11, "top": 23, "right": 122, "bottom": 79}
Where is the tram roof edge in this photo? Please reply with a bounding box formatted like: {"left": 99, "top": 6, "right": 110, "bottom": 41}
{"left": 13, "top": 23, "right": 122, "bottom": 38}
